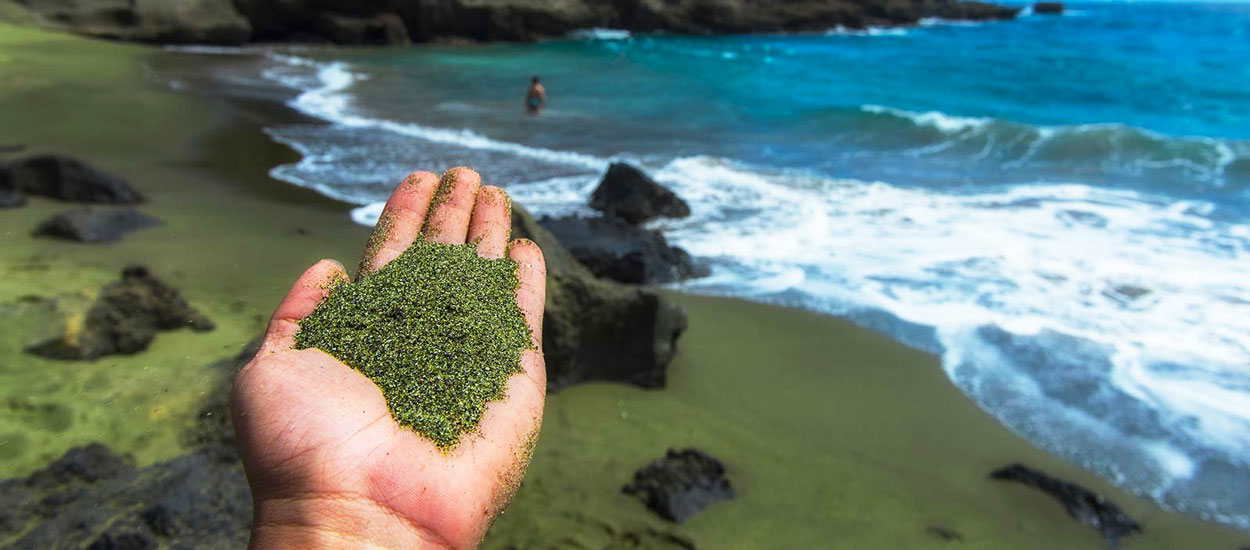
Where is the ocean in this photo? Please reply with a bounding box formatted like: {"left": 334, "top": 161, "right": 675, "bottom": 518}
{"left": 161, "top": 2, "right": 1250, "bottom": 530}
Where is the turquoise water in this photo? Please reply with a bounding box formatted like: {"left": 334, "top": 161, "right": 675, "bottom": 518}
{"left": 166, "top": 2, "right": 1250, "bottom": 530}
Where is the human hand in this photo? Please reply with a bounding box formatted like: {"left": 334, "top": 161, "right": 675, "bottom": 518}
{"left": 231, "top": 168, "right": 546, "bottom": 549}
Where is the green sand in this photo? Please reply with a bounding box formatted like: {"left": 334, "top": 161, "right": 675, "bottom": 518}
{"left": 296, "top": 240, "right": 530, "bottom": 450}
{"left": 0, "top": 22, "right": 1246, "bottom": 548}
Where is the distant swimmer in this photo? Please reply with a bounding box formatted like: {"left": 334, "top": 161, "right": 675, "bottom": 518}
{"left": 525, "top": 76, "right": 546, "bottom": 115}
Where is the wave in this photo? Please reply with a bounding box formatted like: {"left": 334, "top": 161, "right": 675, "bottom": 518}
{"left": 650, "top": 155, "right": 1250, "bottom": 528}
{"left": 270, "top": 55, "right": 607, "bottom": 172}
{"left": 825, "top": 25, "right": 910, "bottom": 37}
{"left": 856, "top": 104, "right": 1246, "bottom": 184}
{"left": 163, "top": 45, "right": 248, "bottom": 55}
{"left": 567, "top": 28, "right": 632, "bottom": 40}
{"left": 250, "top": 51, "right": 1250, "bottom": 530}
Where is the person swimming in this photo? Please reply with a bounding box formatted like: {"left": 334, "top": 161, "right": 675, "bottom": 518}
{"left": 525, "top": 75, "right": 546, "bottom": 115}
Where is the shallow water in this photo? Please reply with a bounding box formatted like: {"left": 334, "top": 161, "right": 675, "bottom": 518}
{"left": 160, "top": 1, "right": 1250, "bottom": 529}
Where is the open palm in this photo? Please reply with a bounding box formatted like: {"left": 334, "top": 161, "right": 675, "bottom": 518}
{"left": 231, "top": 168, "right": 547, "bottom": 549}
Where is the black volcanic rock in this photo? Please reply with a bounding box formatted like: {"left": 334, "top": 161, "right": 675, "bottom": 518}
{"left": 539, "top": 215, "right": 706, "bottom": 284}
{"left": 22, "top": 0, "right": 1021, "bottom": 45}
{"left": 33, "top": 208, "right": 162, "bottom": 243}
{"left": 14, "top": 0, "right": 252, "bottom": 45}
{"left": 0, "top": 189, "right": 25, "bottom": 208}
{"left": 2, "top": 154, "right": 142, "bottom": 204}
{"left": 312, "top": 11, "right": 410, "bottom": 45}
{"left": 1033, "top": 2, "right": 1065, "bottom": 15}
{"left": 26, "top": 266, "right": 214, "bottom": 360}
{"left": 0, "top": 444, "right": 251, "bottom": 550}
{"left": 512, "top": 205, "right": 687, "bottom": 390}
{"left": 623, "top": 448, "right": 734, "bottom": 523}
{"left": 991, "top": 464, "right": 1142, "bottom": 548}
{"left": 590, "top": 163, "right": 691, "bottom": 225}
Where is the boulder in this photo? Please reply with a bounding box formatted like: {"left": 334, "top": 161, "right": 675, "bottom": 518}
{"left": 0, "top": 444, "right": 251, "bottom": 550}
{"left": 539, "top": 215, "right": 706, "bottom": 285}
{"left": 0, "top": 189, "right": 25, "bottom": 208}
{"left": 2, "top": 154, "right": 142, "bottom": 204}
{"left": 590, "top": 163, "right": 691, "bottom": 225}
{"left": 33, "top": 208, "right": 162, "bottom": 243}
{"left": 991, "top": 464, "right": 1141, "bottom": 547}
{"left": 622, "top": 448, "right": 734, "bottom": 523}
{"left": 931, "top": 1, "right": 1021, "bottom": 21}
{"left": 312, "top": 11, "right": 410, "bottom": 45}
{"left": 512, "top": 204, "right": 687, "bottom": 390}
{"left": 16, "top": 0, "right": 252, "bottom": 44}
{"left": 1033, "top": 2, "right": 1065, "bottom": 15}
{"left": 26, "top": 266, "right": 214, "bottom": 360}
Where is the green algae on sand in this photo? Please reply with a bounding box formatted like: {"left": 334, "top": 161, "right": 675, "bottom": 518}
{"left": 295, "top": 240, "right": 532, "bottom": 450}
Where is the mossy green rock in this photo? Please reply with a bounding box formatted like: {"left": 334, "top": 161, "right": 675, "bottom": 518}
{"left": 295, "top": 240, "right": 531, "bottom": 450}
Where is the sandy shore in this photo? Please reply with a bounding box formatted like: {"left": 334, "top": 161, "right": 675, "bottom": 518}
{"left": 0, "top": 22, "right": 1245, "bottom": 549}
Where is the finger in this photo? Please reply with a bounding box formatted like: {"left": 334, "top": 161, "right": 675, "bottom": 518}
{"left": 421, "top": 167, "right": 481, "bottom": 245}
{"left": 509, "top": 239, "right": 546, "bottom": 350}
{"left": 259, "top": 259, "right": 348, "bottom": 354}
{"left": 358, "top": 171, "right": 440, "bottom": 276}
{"left": 467, "top": 186, "right": 512, "bottom": 259}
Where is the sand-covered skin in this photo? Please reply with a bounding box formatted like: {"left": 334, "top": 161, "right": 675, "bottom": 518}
{"left": 295, "top": 240, "right": 531, "bottom": 450}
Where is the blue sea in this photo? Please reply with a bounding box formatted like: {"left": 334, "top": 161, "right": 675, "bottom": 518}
{"left": 165, "top": 2, "right": 1250, "bottom": 529}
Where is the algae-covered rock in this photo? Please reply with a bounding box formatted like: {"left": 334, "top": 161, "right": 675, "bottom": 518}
{"left": 511, "top": 204, "right": 687, "bottom": 391}
{"left": 25, "top": 266, "right": 214, "bottom": 360}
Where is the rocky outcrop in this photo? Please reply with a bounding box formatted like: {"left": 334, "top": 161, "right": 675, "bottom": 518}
{"left": 312, "top": 11, "right": 410, "bottom": 45}
{"left": 991, "top": 464, "right": 1141, "bottom": 548}
{"left": 15, "top": 0, "right": 251, "bottom": 44}
{"left": 19, "top": 0, "right": 1020, "bottom": 45}
{"left": 512, "top": 204, "right": 687, "bottom": 390}
{"left": 590, "top": 163, "right": 691, "bottom": 225}
{"left": 33, "top": 208, "right": 162, "bottom": 243}
{"left": 539, "top": 215, "right": 706, "bottom": 285}
{"left": 0, "top": 444, "right": 251, "bottom": 550}
{"left": 1032, "top": 2, "right": 1063, "bottom": 14}
{"left": 26, "top": 266, "right": 215, "bottom": 360}
{"left": 1, "top": 154, "right": 142, "bottom": 204}
{"left": 622, "top": 448, "right": 734, "bottom": 523}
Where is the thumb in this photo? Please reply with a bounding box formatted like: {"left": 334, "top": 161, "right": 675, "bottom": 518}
{"left": 258, "top": 259, "right": 348, "bottom": 354}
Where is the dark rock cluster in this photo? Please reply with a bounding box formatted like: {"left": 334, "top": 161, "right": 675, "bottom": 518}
{"left": 991, "top": 464, "right": 1142, "bottom": 548}
{"left": 512, "top": 204, "right": 687, "bottom": 391}
{"left": 0, "top": 347, "right": 254, "bottom": 550}
{"left": 539, "top": 215, "right": 706, "bottom": 285}
{"left": 1, "top": 154, "right": 142, "bottom": 205}
{"left": 1033, "top": 2, "right": 1065, "bottom": 15}
{"left": 540, "top": 162, "right": 705, "bottom": 287}
{"left": 26, "top": 266, "right": 215, "bottom": 360}
{"left": 623, "top": 448, "right": 735, "bottom": 523}
{"left": 14, "top": 0, "right": 1022, "bottom": 46}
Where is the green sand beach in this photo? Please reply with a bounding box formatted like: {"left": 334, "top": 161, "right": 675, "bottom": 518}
{"left": 1, "top": 22, "right": 1247, "bottom": 549}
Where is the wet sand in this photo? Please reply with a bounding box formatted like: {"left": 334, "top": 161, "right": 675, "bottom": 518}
{"left": 0, "top": 22, "right": 1246, "bottom": 549}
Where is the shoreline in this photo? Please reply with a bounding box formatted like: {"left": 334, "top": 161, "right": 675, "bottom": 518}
{"left": 1, "top": 23, "right": 1247, "bottom": 548}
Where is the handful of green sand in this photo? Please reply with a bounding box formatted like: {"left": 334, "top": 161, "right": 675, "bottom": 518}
{"left": 294, "top": 239, "right": 532, "bottom": 450}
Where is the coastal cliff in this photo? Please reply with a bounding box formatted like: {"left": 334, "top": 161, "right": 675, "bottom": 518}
{"left": 9, "top": 0, "right": 1021, "bottom": 45}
